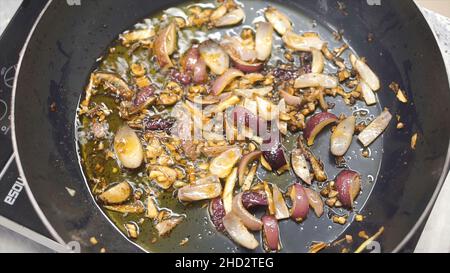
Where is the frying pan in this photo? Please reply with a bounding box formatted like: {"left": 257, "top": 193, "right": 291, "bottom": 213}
{"left": 11, "top": 0, "right": 450, "bottom": 253}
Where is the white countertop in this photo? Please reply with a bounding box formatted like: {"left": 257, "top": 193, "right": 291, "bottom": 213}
{"left": 0, "top": 0, "right": 449, "bottom": 253}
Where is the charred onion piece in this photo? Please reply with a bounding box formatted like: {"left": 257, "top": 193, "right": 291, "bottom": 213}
{"left": 211, "top": 68, "right": 244, "bottom": 95}
{"left": 213, "top": 7, "right": 245, "bottom": 27}
{"left": 304, "top": 188, "right": 324, "bottom": 217}
{"left": 264, "top": 6, "right": 292, "bottom": 35}
{"left": 283, "top": 31, "right": 325, "bottom": 52}
{"left": 304, "top": 112, "right": 339, "bottom": 146}
{"left": 262, "top": 215, "right": 280, "bottom": 251}
{"left": 153, "top": 21, "right": 177, "bottom": 68}
{"left": 255, "top": 22, "right": 274, "bottom": 61}
{"left": 223, "top": 212, "right": 259, "bottom": 249}
{"left": 238, "top": 151, "right": 262, "bottom": 186}
{"left": 294, "top": 73, "right": 338, "bottom": 89}
{"left": 288, "top": 183, "right": 309, "bottom": 222}
{"left": 199, "top": 40, "right": 230, "bottom": 75}
{"left": 358, "top": 109, "right": 392, "bottom": 147}
{"left": 331, "top": 115, "right": 356, "bottom": 156}
{"left": 232, "top": 192, "right": 263, "bottom": 231}
{"left": 209, "top": 197, "right": 226, "bottom": 232}
{"left": 98, "top": 181, "right": 132, "bottom": 204}
{"left": 209, "top": 147, "right": 242, "bottom": 178}
{"left": 114, "top": 125, "right": 144, "bottom": 169}
{"left": 291, "top": 149, "right": 313, "bottom": 184}
{"left": 335, "top": 170, "right": 361, "bottom": 208}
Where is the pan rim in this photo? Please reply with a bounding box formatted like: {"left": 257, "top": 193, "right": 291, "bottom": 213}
{"left": 10, "top": 0, "right": 450, "bottom": 253}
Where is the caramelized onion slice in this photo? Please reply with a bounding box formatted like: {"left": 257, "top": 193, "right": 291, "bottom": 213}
{"left": 280, "top": 90, "right": 303, "bottom": 107}
{"left": 304, "top": 188, "right": 324, "bottom": 217}
{"left": 288, "top": 183, "right": 309, "bottom": 222}
{"left": 232, "top": 192, "right": 263, "bottom": 231}
{"left": 238, "top": 151, "right": 262, "bottom": 186}
{"left": 350, "top": 54, "right": 380, "bottom": 91}
{"left": 153, "top": 21, "right": 177, "bottom": 68}
{"left": 177, "top": 177, "right": 222, "bottom": 202}
{"left": 209, "top": 147, "right": 242, "bottom": 178}
{"left": 264, "top": 6, "right": 292, "bottom": 35}
{"left": 223, "top": 168, "right": 238, "bottom": 214}
{"left": 214, "top": 7, "right": 245, "bottom": 27}
{"left": 223, "top": 212, "right": 259, "bottom": 249}
{"left": 272, "top": 185, "right": 290, "bottom": 220}
{"left": 335, "top": 170, "right": 361, "bottom": 208}
{"left": 199, "top": 40, "right": 230, "bottom": 75}
{"left": 283, "top": 31, "right": 325, "bottom": 52}
{"left": 262, "top": 215, "right": 280, "bottom": 251}
{"left": 311, "top": 48, "right": 325, "bottom": 73}
{"left": 211, "top": 68, "right": 244, "bottom": 95}
{"left": 255, "top": 22, "right": 274, "bottom": 61}
{"left": 99, "top": 181, "right": 132, "bottom": 204}
{"left": 294, "top": 73, "right": 338, "bottom": 89}
{"left": 360, "top": 80, "right": 377, "bottom": 106}
{"left": 358, "top": 109, "right": 392, "bottom": 147}
{"left": 331, "top": 115, "right": 356, "bottom": 156}
{"left": 114, "top": 125, "right": 144, "bottom": 169}
{"left": 291, "top": 149, "right": 313, "bottom": 184}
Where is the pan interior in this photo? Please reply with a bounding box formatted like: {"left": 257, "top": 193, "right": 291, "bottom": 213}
{"left": 75, "top": 0, "right": 383, "bottom": 253}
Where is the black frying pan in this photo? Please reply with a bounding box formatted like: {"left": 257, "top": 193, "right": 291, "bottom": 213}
{"left": 11, "top": 0, "right": 450, "bottom": 253}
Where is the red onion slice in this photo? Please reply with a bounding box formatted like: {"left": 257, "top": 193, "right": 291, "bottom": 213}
{"left": 304, "top": 112, "right": 339, "bottom": 146}
{"left": 280, "top": 90, "right": 303, "bottom": 107}
{"left": 199, "top": 40, "right": 230, "bottom": 75}
{"left": 223, "top": 212, "right": 259, "bottom": 249}
{"left": 272, "top": 185, "right": 290, "bottom": 220}
{"left": 335, "top": 170, "right": 361, "bottom": 208}
{"left": 255, "top": 22, "right": 274, "bottom": 61}
{"left": 331, "top": 115, "right": 356, "bottom": 156}
{"left": 304, "top": 188, "right": 324, "bottom": 217}
{"left": 358, "top": 109, "right": 392, "bottom": 147}
{"left": 211, "top": 68, "right": 244, "bottom": 96}
{"left": 242, "top": 190, "right": 268, "bottom": 209}
{"left": 291, "top": 149, "right": 313, "bottom": 184}
{"left": 262, "top": 215, "right": 280, "bottom": 251}
{"left": 288, "top": 183, "right": 309, "bottom": 222}
{"left": 232, "top": 58, "right": 264, "bottom": 73}
{"left": 350, "top": 54, "right": 380, "bottom": 91}
{"left": 238, "top": 151, "right": 262, "bottom": 186}
{"left": 232, "top": 192, "right": 263, "bottom": 231}
{"left": 264, "top": 6, "right": 292, "bottom": 35}
{"left": 153, "top": 21, "right": 177, "bottom": 69}
{"left": 209, "top": 197, "right": 226, "bottom": 232}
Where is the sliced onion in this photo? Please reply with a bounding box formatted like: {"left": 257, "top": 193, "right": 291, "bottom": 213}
{"left": 234, "top": 86, "right": 273, "bottom": 98}
{"left": 282, "top": 31, "right": 325, "bottom": 52}
{"left": 256, "top": 96, "right": 277, "bottom": 121}
{"left": 255, "top": 22, "right": 274, "bottom": 61}
{"left": 360, "top": 80, "right": 377, "bottom": 106}
{"left": 209, "top": 147, "right": 242, "bottom": 178}
{"left": 331, "top": 115, "right": 356, "bottom": 156}
{"left": 335, "top": 170, "right": 361, "bottom": 208}
{"left": 311, "top": 48, "right": 325, "bottom": 73}
{"left": 232, "top": 192, "right": 263, "bottom": 231}
{"left": 264, "top": 6, "right": 292, "bottom": 35}
{"left": 242, "top": 190, "right": 268, "bottom": 209}
{"left": 272, "top": 185, "right": 290, "bottom": 220}
{"left": 304, "top": 112, "right": 339, "bottom": 146}
{"left": 280, "top": 90, "right": 303, "bottom": 107}
{"left": 262, "top": 215, "right": 280, "bottom": 251}
{"left": 153, "top": 21, "right": 177, "bottom": 68}
{"left": 288, "top": 183, "right": 309, "bottom": 222}
{"left": 98, "top": 181, "right": 132, "bottom": 204}
{"left": 262, "top": 131, "right": 288, "bottom": 173}
{"left": 232, "top": 58, "right": 264, "bottom": 73}
{"left": 223, "top": 168, "right": 238, "bottom": 214}
{"left": 114, "top": 125, "right": 144, "bottom": 169}
{"left": 238, "top": 151, "right": 262, "bottom": 186}
{"left": 223, "top": 212, "right": 259, "bottom": 249}
{"left": 304, "top": 188, "right": 324, "bottom": 217}
{"left": 199, "top": 40, "right": 230, "bottom": 75}
{"left": 291, "top": 149, "right": 313, "bottom": 184}
{"left": 214, "top": 7, "right": 245, "bottom": 27}
{"left": 358, "top": 109, "right": 392, "bottom": 147}
{"left": 232, "top": 106, "right": 270, "bottom": 136}
{"left": 178, "top": 179, "right": 222, "bottom": 202}
{"left": 350, "top": 54, "right": 380, "bottom": 91}
{"left": 220, "top": 36, "right": 257, "bottom": 62}
{"left": 294, "top": 73, "right": 338, "bottom": 89}
{"left": 209, "top": 197, "right": 226, "bottom": 232}
{"left": 211, "top": 68, "right": 244, "bottom": 95}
